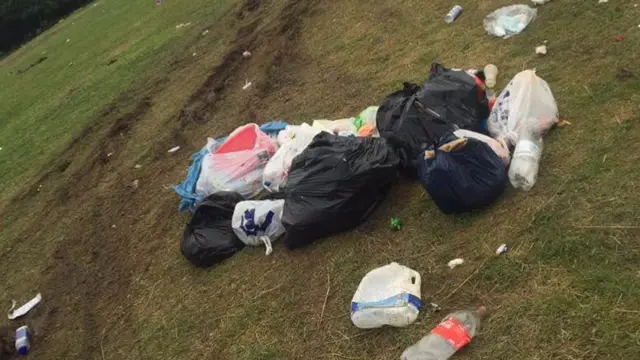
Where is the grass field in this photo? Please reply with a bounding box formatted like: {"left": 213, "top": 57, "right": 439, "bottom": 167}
{"left": 1, "top": 0, "right": 639, "bottom": 359}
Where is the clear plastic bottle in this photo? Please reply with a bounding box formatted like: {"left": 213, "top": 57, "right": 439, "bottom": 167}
{"left": 401, "top": 307, "right": 485, "bottom": 360}
{"left": 509, "top": 119, "right": 543, "bottom": 191}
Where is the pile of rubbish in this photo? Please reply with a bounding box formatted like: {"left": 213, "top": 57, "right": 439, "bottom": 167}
{"left": 174, "top": 62, "right": 559, "bottom": 265}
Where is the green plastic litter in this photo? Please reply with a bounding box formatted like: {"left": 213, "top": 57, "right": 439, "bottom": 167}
{"left": 390, "top": 217, "right": 402, "bottom": 231}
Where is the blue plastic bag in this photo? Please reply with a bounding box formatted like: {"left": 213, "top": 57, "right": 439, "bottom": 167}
{"left": 417, "top": 134, "right": 506, "bottom": 214}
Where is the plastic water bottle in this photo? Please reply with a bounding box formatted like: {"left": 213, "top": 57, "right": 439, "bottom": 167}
{"left": 444, "top": 6, "right": 463, "bottom": 24}
{"left": 15, "top": 326, "right": 30, "bottom": 356}
{"left": 484, "top": 64, "right": 498, "bottom": 88}
{"left": 401, "top": 307, "right": 485, "bottom": 360}
{"left": 509, "top": 119, "right": 543, "bottom": 191}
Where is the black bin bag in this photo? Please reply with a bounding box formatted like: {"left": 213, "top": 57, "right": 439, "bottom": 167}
{"left": 417, "top": 134, "right": 506, "bottom": 214}
{"left": 377, "top": 63, "right": 489, "bottom": 169}
{"left": 181, "top": 192, "right": 245, "bottom": 267}
{"left": 282, "top": 133, "right": 400, "bottom": 249}
{"left": 417, "top": 63, "right": 489, "bottom": 130}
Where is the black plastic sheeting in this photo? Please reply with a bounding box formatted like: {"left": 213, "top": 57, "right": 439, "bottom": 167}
{"left": 181, "top": 192, "right": 246, "bottom": 267}
{"left": 377, "top": 63, "right": 489, "bottom": 169}
{"left": 417, "top": 134, "right": 506, "bottom": 214}
{"left": 282, "top": 133, "right": 400, "bottom": 249}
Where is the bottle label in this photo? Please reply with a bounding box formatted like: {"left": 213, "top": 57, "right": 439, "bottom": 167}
{"left": 431, "top": 317, "right": 472, "bottom": 350}
{"left": 513, "top": 140, "right": 541, "bottom": 160}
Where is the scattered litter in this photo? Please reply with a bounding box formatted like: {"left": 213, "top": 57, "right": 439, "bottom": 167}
{"left": 68, "top": 62, "right": 73, "bottom": 66}
{"left": 15, "top": 326, "right": 30, "bottom": 356}
{"left": 390, "top": 217, "right": 402, "bottom": 231}
{"left": 66, "top": 39, "right": 70, "bottom": 43}
{"left": 484, "top": 64, "right": 498, "bottom": 88}
{"left": 484, "top": 5, "right": 537, "bottom": 38}
{"left": 557, "top": 119, "right": 572, "bottom": 127}
{"left": 168, "top": 146, "right": 181, "bottom": 153}
{"left": 598, "top": 0, "right": 609, "bottom": 3}
{"left": 192, "top": 52, "right": 197, "bottom": 57}
{"left": 242, "top": 79, "right": 252, "bottom": 90}
{"left": 134, "top": 164, "right": 142, "bottom": 169}
{"left": 535, "top": 45, "right": 547, "bottom": 55}
{"left": 7, "top": 293, "right": 42, "bottom": 320}
{"left": 429, "top": 303, "right": 442, "bottom": 312}
{"left": 0, "top": 147, "right": 3, "bottom": 151}
{"left": 616, "top": 68, "right": 634, "bottom": 80}
{"left": 531, "top": 0, "right": 552, "bottom": 4}
{"left": 175, "top": 23, "right": 191, "bottom": 29}
{"left": 155, "top": 0, "right": 163, "bottom": 5}
{"left": 107, "top": 152, "right": 113, "bottom": 157}
{"left": 36, "top": 184, "right": 43, "bottom": 192}
{"left": 444, "top": 5, "right": 463, "bottom": 24}
{"left": 496, "top": 244, "right": 508, "bottom": 255}
{"left": 242, "top": 50, "right": 252, "bottom": 59}
{"left": 132, "top": 179, "right": 139, "bottom": 189}
{"left": 616, "top": 35, "right": 624, "bottom": 42}
{"left": 111, "top": 224, "right": 116, "bottom": 228}
{"left": 401, "top": 307, "right": 485, "bottom": 360}
{"left": 202, "top": 30, "right": 209, "bottom": 36}
{"left": 447, "top": 258, "right": 465, "bottom": 269}
{"left": 351, "top": 263, "right": 421, "bottom": 329}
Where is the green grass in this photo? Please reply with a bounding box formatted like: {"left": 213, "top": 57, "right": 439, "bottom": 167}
{"left": 1, "top": 0, "right": 640, "bottom": 359}
{"left": 0, "top": 0, "right": 235, "bottom": 201}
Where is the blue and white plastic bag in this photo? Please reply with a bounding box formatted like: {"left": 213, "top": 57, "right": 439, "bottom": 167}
{"left": 232, "top": 199, "right": 285, "bottom": 255}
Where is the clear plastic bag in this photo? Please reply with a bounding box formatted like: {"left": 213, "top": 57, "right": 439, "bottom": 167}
{"left": 484, "top": 5, "right": 537, "bottom": 39}
{"left": 196, "top": 124, "right": 277, "bottom": 199}
{"left": 488, "top": 70, "right": 558, "bottom": 147}
{"left": 488, "top": 70, "right": 558, "bottom": 190}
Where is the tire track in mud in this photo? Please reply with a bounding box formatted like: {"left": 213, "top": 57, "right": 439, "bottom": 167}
{"left": 30, "top": 0, "right": 319, "bottom": 357}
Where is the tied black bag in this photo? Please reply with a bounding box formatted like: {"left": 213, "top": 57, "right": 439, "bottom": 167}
{"left": 282, "top": 133, "right": 400, "bottom": 249}
{"left": 181, "top": 192, "right": 245, "bottom": 267}
{"left": 417, "top": 134, "right": 507, "bottom": 214}
{"left": 377, "top": 63, "right": 489, "bottom": 169}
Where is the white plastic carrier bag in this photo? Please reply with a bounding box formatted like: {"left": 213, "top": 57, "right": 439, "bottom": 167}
{"left": 232, "top": 199, "right": 285, "bottom": 255}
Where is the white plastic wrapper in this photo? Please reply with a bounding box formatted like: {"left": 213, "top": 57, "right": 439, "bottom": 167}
{"left": 454, "top": 129, "right": 510, "bottom": 166}
{"left": 262, "top": 123, "right": 321, "bottom": 192}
